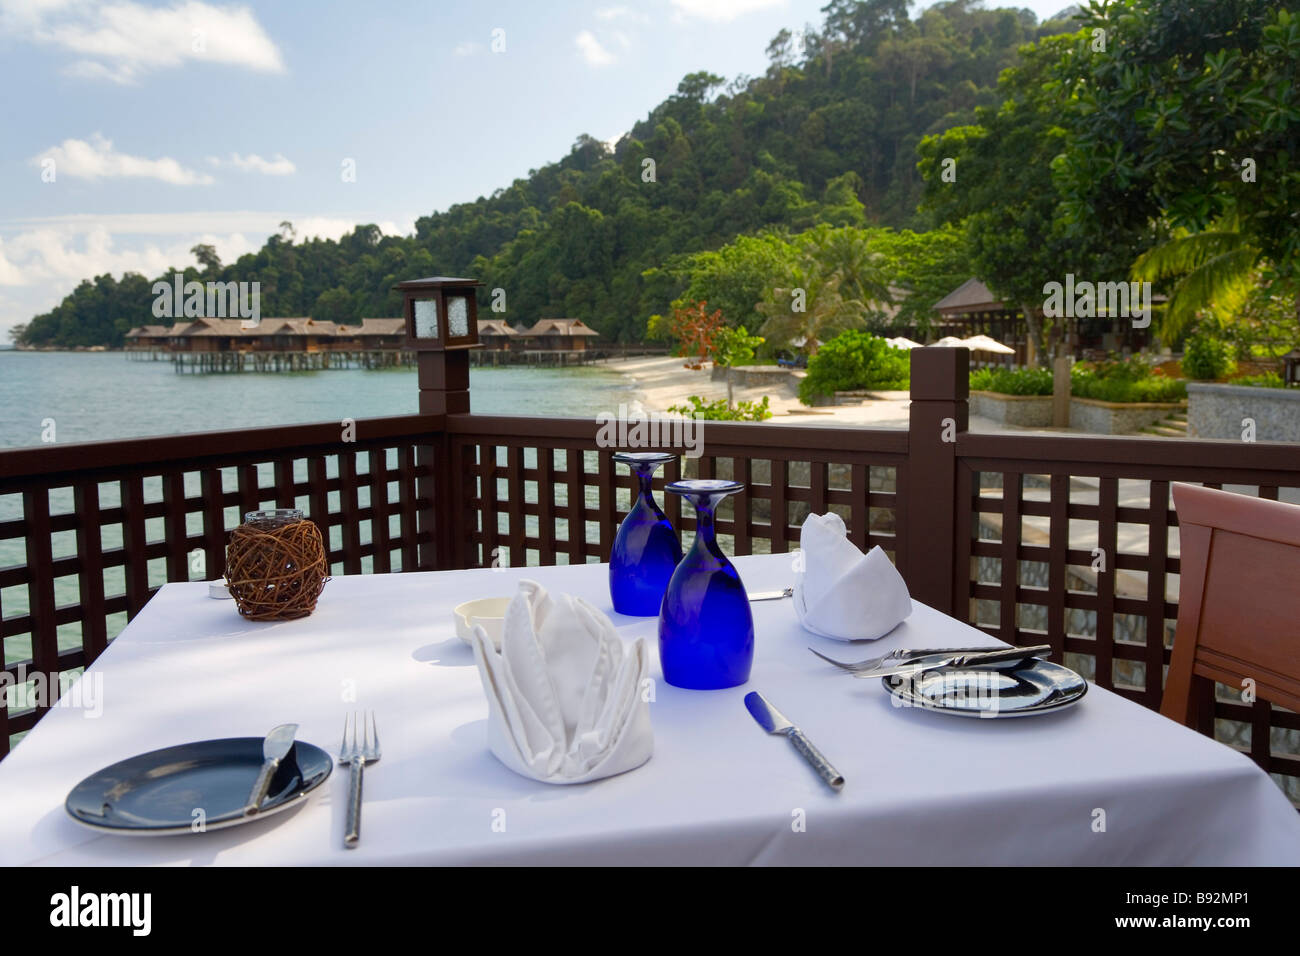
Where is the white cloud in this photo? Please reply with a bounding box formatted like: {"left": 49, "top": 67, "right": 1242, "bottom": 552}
{"left": 1, "top": 211, "right": 412, "bottom": 238}
{"left": 32, "top": 133, "right": 214, "bottom": 185}
{"left": 575, "top": 30, "right": 614, "bottom": 67}
{"left": 669, "top": 0, "right": 786, "bottom": 23}
{"left": 208, "top": 152, "right": 296, "bottom": 176}
{"left": 0, "top": 212, "right": 414, "bottom": 335}
{"left": 0, "top": 214, "right": 414, "bottom": 289}
{"left": 595, "top": 6, "right": 649, "bottom": 22}
{"left": 2, "top": 0, "right": 286, "bottom": 83}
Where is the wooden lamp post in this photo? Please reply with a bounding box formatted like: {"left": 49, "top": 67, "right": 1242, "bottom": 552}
{"left": 394, "top": 276, "right": 484, "bottom": 414}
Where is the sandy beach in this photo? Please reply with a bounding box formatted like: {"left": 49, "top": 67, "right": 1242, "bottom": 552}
{"left": 602, "top": 355, "right": 1051, "bottom": 433}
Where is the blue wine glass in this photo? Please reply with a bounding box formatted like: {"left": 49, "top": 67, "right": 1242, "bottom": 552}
{"left": 609, "top": 452, "right": 682, "bottom": 616}
{"left": 659, "top": 479, "right": 754, "bottom": 689}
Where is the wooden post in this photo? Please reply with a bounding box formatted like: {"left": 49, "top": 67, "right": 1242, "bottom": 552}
{"left": 904, "top": 347, "right": 969, "bottom": 615}
{"left": 1053, "top": 355, "right": 1071, "bottom": 428}
{"left": 416, "top": 351, "right": 470, "bottom": 571}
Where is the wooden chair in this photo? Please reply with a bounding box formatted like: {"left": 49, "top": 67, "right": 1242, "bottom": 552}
{"left": 1161, "top": 483, "right": 1300, "bottom": 737}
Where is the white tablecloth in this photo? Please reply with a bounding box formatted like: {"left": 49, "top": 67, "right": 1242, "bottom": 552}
{"left": 2, "top": 553, "right": 1297, "bottom": 866}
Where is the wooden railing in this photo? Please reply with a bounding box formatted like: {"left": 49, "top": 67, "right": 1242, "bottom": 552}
{"left": 0, "top": 415, "right": 441, "bottom": 753}
{"left": 1, "top": 349, "right": 1297, "bottom": 802}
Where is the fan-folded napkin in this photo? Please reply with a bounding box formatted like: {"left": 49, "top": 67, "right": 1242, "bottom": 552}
{"left": 794, "top": 511, "right": 912, "bottom": 641}
{"left": 470, "top": 579, "right": 653, "bottom": 784}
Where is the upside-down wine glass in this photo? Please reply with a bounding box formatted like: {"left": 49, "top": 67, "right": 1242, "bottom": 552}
{"left": 659, "top": 478, "right": 754, "bottom": 689}
{"left": 609, "top": 452, "right": 682, "bottom": 616}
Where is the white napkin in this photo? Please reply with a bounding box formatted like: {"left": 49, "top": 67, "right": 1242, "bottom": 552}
{"left": 793, "top": 511, "right": 913, "bottom": 641}
{"left": 470, "top": 579, "right": 653, "bottom": 784}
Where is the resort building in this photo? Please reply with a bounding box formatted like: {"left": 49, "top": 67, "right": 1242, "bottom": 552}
{"left": 518, "top": 318, "right": 600, "bottom": 351}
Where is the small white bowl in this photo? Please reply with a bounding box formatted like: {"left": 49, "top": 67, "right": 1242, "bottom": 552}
{"left": 453, "top": 597, "right": 512, "bottom": 650}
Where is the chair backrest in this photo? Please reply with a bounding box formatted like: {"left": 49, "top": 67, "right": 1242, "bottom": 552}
{"left": 1162, "top": 483, "right": 1300, "bottom": 727}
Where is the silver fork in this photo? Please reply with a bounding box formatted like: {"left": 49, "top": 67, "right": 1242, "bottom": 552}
{"left": 808, "top": 646, "right": 915, "bottom": 673}
{"left": 340, "top": 711, "right": 380, "bottom": 849}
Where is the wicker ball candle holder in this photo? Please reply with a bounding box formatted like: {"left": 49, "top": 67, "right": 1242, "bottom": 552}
{"left": 226, "top": 509, "right": 329, "bottom": 621}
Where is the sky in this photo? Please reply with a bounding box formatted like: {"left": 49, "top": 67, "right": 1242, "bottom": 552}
{"left": 0, "top": 0, "right": 1077, "bottom": 339}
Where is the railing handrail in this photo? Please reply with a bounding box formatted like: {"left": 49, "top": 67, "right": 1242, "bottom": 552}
{"left": 445, "top": 413, "right": 911, "bottom": 454}
{"left": 958, "top": 431, "right": 1300, "bottom": 470}
{"left": 0, "top": 413, "right": 445, "bottom": 485}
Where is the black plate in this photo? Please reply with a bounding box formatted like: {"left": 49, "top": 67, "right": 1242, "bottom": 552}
{"left": 66, "top": 737, "right": 333, "bottom": 836}
{"left": 883, "top": 658, "right": 1088, "bottom": 718}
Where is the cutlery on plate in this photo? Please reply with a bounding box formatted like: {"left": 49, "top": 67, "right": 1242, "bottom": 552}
{"left": 807, "top": 645, "right": 977, "bottom": 673}
{"left": 243, "top": 722, "right": 299, "bottom": 815}
{"left": 340, "top": 711, "right": 381, "bottom": 848}
{"left": 813, "top": 643, "right": 1052, "bottom": 678}
{"left": 748, "top": 587, "right": 793, "bottom": 602}
{"left": 744, "top": 692, "right": 844, "bottom": 792}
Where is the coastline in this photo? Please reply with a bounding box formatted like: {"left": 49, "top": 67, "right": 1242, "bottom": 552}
{"left": 598, "top": 355, "right": 1070, "bottom": 434}
{"left": 598, "top": 355, "right": 918, "bottom": 428}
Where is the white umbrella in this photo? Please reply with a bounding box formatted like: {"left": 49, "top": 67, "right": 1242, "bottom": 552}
{"left": 961, "top": 334, "right": 1016, "bottom": 355}
{"left": 884, "top": 336, "right": 922, "bottom": 350}
{"left": 933, "top": 336, "right": 967, "bottom": 348}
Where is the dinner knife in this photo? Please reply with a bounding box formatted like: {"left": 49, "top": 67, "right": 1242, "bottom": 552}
{"left": 748, "top": 587, "right": 793, "bottom": 601}
{"left": 852, "top": 644, "right": 1051, "bottom": 680}
{"left": 744, "top": 692, "right": 844, "bottom": 792}
{"left": 244, "top": 723, "right": 299, "bottom": 815}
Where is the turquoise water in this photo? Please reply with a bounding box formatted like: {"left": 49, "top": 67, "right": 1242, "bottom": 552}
{"left": 0, "top": 352, "right": 643, "bottom": 717}
{"left": 0, "top": 351, "right": 639, "bottom": 448}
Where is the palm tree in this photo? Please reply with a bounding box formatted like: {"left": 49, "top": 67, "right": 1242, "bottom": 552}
{"left": 811, "top": 226, "right": 892, "bottom": 306}
{"left": 756, "top": 227, "right": 892, "bottom": 355}
{"left": 1131, "top": 218, "right": 1261, "bottom": 340}
{"left": 756, "top": 261, "right": 863, "bottom": 356}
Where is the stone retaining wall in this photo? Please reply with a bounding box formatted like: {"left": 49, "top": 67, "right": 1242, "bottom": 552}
{"left": 1068, "top": 397, "right": 1184, "bottom": 435}
{"left": 969, "top": 391, "right": 1055, "bottom": 427}
{"left": 1187, "top": 382, "right": 1300, "bottom": 441}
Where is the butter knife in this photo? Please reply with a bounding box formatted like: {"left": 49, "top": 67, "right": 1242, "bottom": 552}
{"left": 748, "top": 587, "right": 793, "bottom": 602}
{"left": 744, "top": 692, "right": 844, "bottom": 791}
{"left": 244, "top": 722, "right": 298, "bottom": 815}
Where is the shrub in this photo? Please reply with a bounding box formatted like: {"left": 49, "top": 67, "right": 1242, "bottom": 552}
{"left": 969, "top": 367, "right": 1054, "bottom": 396}
{"left": 798, "top": 330, "right": 909, "bottom": 404}
{"left": 1071, "top": 362, "right": 1187, "bottom": 403}
{"left": 1181, "top": 334, "right": 1237, "bottom": 380}
{"left": 1229, "top": 372, "right": 1284, "bottom": 388}
{"left": 667, "top": 395, "right": 773, "bottom": 421}
{"left": 710, "top": 325, "right": 765, "bottom": 367}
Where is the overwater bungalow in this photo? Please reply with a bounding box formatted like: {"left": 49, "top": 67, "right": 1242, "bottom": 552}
{"left": 251, "top": 318, "right": 339, "bottom": 352}
{"left": 477, "top": 318, "right": 523, "bottom": 351}
{"left": 333, "top": 317, "right": 405, "bottom": 350}
{"left": 518, "top": 317, "right": 600, "bottom": 351}
{"left": 123, "top": 324, "right": 171, "bottom": 351}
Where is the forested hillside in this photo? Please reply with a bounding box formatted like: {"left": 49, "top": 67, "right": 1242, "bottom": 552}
{"left": 16, "top": 1, "right": 1077, "bottom": 348}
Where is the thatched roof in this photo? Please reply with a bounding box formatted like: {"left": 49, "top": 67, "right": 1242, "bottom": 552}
{"left": 520, "top": 318, "right": 600, "bottom": 337}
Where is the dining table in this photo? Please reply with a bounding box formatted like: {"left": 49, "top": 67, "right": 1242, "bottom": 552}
{"left": 2, "top": 552, "right": 1298, "bottom": 866}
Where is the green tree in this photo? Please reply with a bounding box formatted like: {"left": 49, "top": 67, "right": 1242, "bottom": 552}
{"left": 312, "top": 286, "right": 359, "bottom": 324}
{"left": 918, "top": 32, "right": 1148, "bottom": 364}
{"left": 1056, "top": 1, "right": 1300, "bottom": 327}
{"left": 190, "top": 243, "right": 222, "bottom": 274}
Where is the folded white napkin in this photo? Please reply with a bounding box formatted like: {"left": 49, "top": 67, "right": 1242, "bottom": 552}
{"left": 793, "top": 512, "right": 913, "bottom": 641}
{"left": 470, "top": 579, "right": 653, "bottom": 784}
